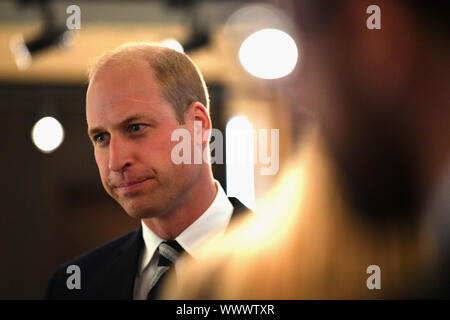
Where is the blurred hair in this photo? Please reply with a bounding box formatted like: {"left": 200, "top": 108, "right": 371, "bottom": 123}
{"left": 161, "top": 0, "right": 447, "bottom": 299}
{"left": 408, "top": 0, "right": 450, "bottom": 31}
{"left": 292, "top": 0, "right": 449, "bottom": 35}
{"left": 88, "top": 42, "right": 209, "bottom": 123}
{"left": 165, "top": 130, "right": 436, "bottom": 299}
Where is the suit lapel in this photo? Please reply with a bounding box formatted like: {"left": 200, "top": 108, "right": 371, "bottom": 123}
{"left": 108, "top": 197, "right": 249, "bottom": 299}
{"left": 228, "top": 196, "right": 251, "bottom": 222}
{"left": 94, "top": 227, "right": 143, "bottom": 299}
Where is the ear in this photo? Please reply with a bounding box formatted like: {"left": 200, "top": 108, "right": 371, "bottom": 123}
{"left": 185, "top": 102, "right": 212, "bottom": 146}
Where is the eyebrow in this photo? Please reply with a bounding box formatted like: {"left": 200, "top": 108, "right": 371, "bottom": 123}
{"left": 87, "top": 114, "right": 155, "bottom": 138}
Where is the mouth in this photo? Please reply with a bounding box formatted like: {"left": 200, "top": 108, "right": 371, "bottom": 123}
{"left": 114, "top": 177, "right": 154, "bottom": 195}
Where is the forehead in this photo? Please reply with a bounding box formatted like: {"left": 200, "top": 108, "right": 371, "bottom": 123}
{"left": 86, "top": 62, "right": 172, "bottom": 126}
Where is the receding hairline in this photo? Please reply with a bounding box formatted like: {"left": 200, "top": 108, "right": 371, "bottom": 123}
{"left": 87, "top": 42, "right": 210, "bottom": 124}
{"left": 88, "top": 56, "right": 157, "bottom": 88}
{"left": 88, "top": 43, "right": 175, "bottom": 83}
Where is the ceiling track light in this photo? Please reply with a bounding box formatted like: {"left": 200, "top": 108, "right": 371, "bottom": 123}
{"left": 10, "top": 0, "right": 75, "bottom": 71}
{"left": 165, "top": 0, "right": 211, "bottom": 54}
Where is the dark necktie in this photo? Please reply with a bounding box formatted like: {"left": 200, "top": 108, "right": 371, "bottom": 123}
{"left": 146, "top": 240, "right": 184, "bottom": 300}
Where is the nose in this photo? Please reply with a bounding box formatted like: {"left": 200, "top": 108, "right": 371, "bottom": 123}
{"left": 108, "top": 135, "right": 133, "bottom": 172}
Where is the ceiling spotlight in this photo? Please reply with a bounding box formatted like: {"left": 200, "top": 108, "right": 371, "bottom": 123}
{"left": 183, "top": 30, "right": 210, "bottom": 54}
{"left": 31, "top": 116, "right": 65, "bottom": 153}
{"left": 164, "top": 0, "right": 210, "bottom": 53}
{"left": 239, "top": 28, "right": 298, "bottom": 80}
{"left": 10, "top": 0, "right": 76, "bottom": 71}
{"left": 160, "top": 39, "right": 184, "bottom": 53}
{"left": 10, "top": 28, "right": 74, "bottom": 71}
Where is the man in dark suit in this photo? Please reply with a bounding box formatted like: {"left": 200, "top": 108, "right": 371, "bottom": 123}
{"left": 44, "top": 43, "right": 250, "bottom": 300}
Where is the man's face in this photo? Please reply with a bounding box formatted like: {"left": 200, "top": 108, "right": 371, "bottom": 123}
{"left": 86, "top": 61, "right": 199, "bottom": 219}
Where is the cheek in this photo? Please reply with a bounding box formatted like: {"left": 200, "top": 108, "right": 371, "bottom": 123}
{"left": 148, "top": 137, "right": 179, "bottom": 163}
{"left": 94, "top": 152, "right": 109, "bottom": 181}
{"left": 137, "top": 130, "right": 184, "bottom": 173}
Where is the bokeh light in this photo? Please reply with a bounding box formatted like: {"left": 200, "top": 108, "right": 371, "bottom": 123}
{"left": 226, "top": 115, "right": 255, "bottom": 210}
{"left": 31, "top": 116, "right": 65, "bottom": 153}
{"left": 239, "top": 28, "right": 298, "bottom": 80}
{"left": 160, "top": 39, "right": 184, "bottom": 53}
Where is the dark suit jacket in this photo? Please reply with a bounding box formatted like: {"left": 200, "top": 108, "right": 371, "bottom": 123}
{"left": 44, "top": 197, "right": 249, "bottom": 299}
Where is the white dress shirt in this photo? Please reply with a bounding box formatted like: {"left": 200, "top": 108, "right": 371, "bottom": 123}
{"left": 133, "top": 180, "right": 233, "bottom": 300}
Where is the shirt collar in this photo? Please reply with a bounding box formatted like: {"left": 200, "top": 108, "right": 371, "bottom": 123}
{"left": 138, "top": 180, "right": 233, "bottom": 275}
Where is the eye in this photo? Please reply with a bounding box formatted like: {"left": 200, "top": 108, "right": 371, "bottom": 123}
{"left": 129, "top": 124, "right": 145, "bottom": 133}
{"left": 93, "top": 133, "right": 107, "bottom": 145}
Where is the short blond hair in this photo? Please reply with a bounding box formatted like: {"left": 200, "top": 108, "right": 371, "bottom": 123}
{"left": 88, "top": 42, "right": 209, "bottom": 123}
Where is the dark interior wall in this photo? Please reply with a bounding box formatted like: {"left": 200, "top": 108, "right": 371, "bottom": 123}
{"left": 0, "top": 83, "right": 138, "bottom": 299}
{"left": 0, "top": 82, "right": 227, "bottom": 299}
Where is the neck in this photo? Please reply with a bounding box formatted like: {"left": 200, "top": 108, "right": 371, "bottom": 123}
{"left": 142, "top": 165, "right": 217, "bottom": 240}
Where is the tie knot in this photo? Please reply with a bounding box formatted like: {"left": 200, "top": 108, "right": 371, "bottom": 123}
{"left": 157, "top": 240, "right": 184, "bottom": 267}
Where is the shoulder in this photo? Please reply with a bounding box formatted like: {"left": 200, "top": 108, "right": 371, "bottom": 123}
{"left": 44, "top": 228, "right": 141, "bottom": 299}
{"left": 68, "top": 228, "right": 139, "bottom": 266}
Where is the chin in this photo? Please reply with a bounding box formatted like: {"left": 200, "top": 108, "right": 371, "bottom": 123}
{"left": 121, "top": 202, "right": 164, "bottom": 220}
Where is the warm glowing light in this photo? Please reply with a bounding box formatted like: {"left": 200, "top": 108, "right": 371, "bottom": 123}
{"left": 239, "top": 28, "right": 298, "bottom": 79}
{"left": 160, "top": 39, "right": 184, "bottom": 53}
{"left": 31, "top": 117, "right": 64, "bottom": 153}
{"left": 10, "top": 34, "right": 32, "bottom": 71}
{"left": 226, "top": 115, "right": 255, "bottom": 209}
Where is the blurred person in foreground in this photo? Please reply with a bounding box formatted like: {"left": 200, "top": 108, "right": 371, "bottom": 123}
{"left": 164, "top": 0, "right": 450, "bottom": 299}
{"left": 44, "top": 43, "right": 249, "bottom": 299}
